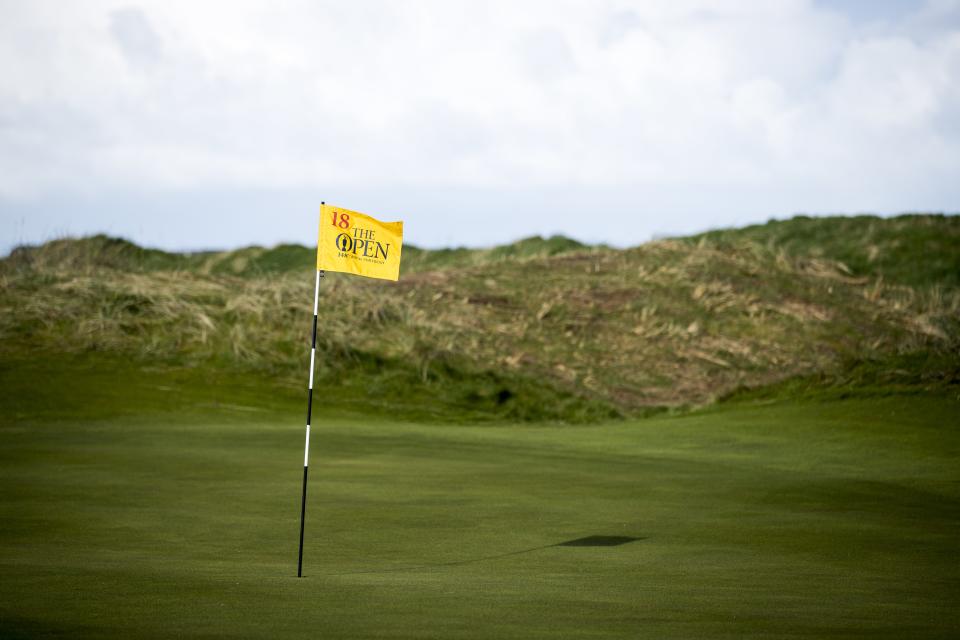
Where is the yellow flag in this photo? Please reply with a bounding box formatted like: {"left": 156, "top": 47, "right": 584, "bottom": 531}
{"left": 317, "top": 204, "right": 403, "bottom": 281}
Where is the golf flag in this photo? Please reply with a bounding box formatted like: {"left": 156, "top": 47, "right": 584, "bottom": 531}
{"left": 299, "top": 203, "right": 404, "bottom": 576}
{"left": 317, "top": 204, "right": 403, "bottom": 281}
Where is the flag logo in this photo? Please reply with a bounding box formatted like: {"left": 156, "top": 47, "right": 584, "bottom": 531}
{"left": 317, "top": 204, "right": 403, "bottom": 281}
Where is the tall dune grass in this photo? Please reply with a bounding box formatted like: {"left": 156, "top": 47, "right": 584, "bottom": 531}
{"left": 2, "top": 216, "right": 957, "bottom": 420}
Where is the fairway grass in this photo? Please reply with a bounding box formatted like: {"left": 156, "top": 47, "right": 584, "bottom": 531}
{"left": 1, "top": 386, "right": 959, "bottom": 637}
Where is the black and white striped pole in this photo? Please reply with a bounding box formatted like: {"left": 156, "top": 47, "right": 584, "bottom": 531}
{"left": 298, "top": 208, "right": 324, "bottom": 578}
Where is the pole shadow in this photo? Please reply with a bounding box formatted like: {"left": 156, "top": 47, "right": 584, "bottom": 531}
{"left": 316, "top": 534, "right": 646, "bottom": 577}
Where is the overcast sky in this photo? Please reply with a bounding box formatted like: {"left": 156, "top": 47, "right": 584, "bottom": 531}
{"left": 1, "top": 0, "right": 958, "bottom": 254}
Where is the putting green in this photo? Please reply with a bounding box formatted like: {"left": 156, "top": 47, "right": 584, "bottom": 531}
{"left": 1, "top": 384, "right": 958, "bottom": 637}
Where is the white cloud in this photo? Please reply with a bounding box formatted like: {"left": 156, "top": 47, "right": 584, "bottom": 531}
{"left": 0, "top": 0, "right": 957, "bottom": 249}
{"left": 109, "top": 6, "right": 163, "bottom": 68}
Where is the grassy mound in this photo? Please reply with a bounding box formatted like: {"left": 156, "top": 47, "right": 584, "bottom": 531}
{"left": 1, "top": 214, "right": 957, "bottom": 421}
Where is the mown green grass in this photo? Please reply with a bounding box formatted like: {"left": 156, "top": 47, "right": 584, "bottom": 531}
{"left": 1, "top": 363, "right": 957, "bottom": 638}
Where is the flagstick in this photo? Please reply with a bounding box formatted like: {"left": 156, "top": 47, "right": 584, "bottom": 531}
{"left": 298, "top": 267, "right": 323, "bottom": 577}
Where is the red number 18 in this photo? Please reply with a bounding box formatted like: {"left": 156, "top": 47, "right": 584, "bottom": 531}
{"left": 331, "top": 212, "right": 350, "bottom": 229}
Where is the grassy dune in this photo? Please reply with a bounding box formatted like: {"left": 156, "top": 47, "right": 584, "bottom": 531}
{"left": 0, "top": 363, "right": 958, "bottom": 638}
{"left": 1, "top": 214, "right": 957, "bottom": 421}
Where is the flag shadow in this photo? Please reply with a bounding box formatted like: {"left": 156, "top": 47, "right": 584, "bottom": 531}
{"left": 317, "top": 535, "right": 645, "bottom": 577}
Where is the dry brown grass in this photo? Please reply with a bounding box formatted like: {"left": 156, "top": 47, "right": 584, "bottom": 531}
{"left": 2, "top": 233, "right": 957, "bottom": 416}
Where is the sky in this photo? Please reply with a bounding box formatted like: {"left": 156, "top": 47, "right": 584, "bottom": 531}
{"left": 1, "top": 0, "right": 958, "bottom": 254}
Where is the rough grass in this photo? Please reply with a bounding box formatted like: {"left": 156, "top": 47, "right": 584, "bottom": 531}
{"left": 686, "top": 213, "right": 960, "bottom": 288}
{"left": 1, "top": 215, "right": 957, "bottom": 421}
{"left": 1, "top": 233, "right": 594, "bottom": 278}
{"left": 1, "top": 360, "right": 958, "bottom": 638}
